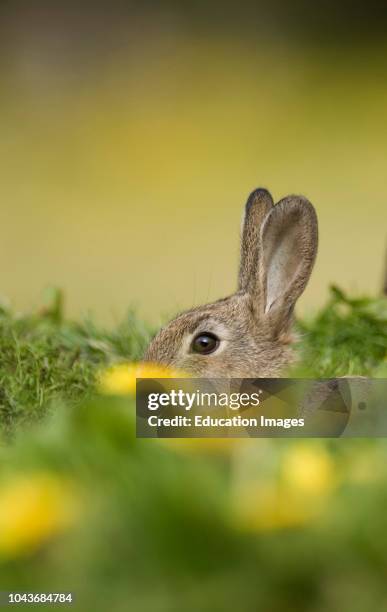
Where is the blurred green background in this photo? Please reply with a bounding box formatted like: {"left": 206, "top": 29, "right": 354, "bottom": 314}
{"left": 0, "top": 1, "right": 386, "bottom": 323}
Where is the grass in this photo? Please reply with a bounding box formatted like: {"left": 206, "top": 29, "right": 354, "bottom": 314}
{"left": 295, "top": 285, "right": 387, "bottom": 377}
{"left": 0, "top": 285, "right": 385, "bottom": 438}
{"left": 0, "top": 287, "right": 385, "bottom": 611}
{"left": 0, "top": 288, "right": 153, "bottom": 438}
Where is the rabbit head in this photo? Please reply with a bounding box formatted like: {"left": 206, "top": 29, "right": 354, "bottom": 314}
{"left": 144, "top": 188, "right": 318, "bottom": 377}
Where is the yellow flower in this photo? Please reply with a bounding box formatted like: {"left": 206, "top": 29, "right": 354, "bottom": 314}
{"left": 0, "top": 473, "right": 80, "bottom": 558}
{"left": 282, "top": 444, "right": 335, "bottom": 495}
{"left": 233, "top": 443, "right": 336, "bottom": 532}
{"left": 98, "top": 362, "right": 188, "bottom": 395}
{"left": 235, "top": 485, "right": 313, "bottom": 531}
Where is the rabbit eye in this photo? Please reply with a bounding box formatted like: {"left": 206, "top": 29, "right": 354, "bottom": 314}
{"left": 191, "top": 332, "right": 219, "bottom": 355}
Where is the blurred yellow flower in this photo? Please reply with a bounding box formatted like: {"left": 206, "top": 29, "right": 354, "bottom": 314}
{"left": 233, "top": 443, "right": 336, "bottom": 532}
{"left": 98, "top": 362, "right": 237, "bottom": 454}
{"left": 235, "top": 485, "right": 312, "bottom": 531}
{"left": 98, "top": 362, "right": 187, "bottom": 395}
{"left": 282, "top": 444, "right": 336, "bottom": 495}
{"left": 0, "top": 474, "right": 80, "bottom": 558}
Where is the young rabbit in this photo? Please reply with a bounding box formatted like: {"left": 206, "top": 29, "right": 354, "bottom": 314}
{"left": 144, "top": 188, "right": 318, "bottom": 377}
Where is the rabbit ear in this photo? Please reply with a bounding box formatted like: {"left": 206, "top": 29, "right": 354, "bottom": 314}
{"left": 258, "top": 195, "right": 318, "bottom": 334}
{"left": 238, "top": 188, "right": 274, "bottom": 293}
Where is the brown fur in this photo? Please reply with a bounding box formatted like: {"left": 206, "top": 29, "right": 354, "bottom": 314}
{"left": 144, "top": 188, "right": 318, "bottom": 377}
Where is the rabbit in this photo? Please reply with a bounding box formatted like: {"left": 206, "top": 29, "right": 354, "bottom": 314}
{"left": 144, "top": 188, "right": 318, "bottom": 378}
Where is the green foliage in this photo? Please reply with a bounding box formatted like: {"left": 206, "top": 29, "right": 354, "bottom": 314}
{"left": 296, "top": 286, "right": 387, "bottom": 377}
{"left": 1, "top": 397, "right": 387, "bottom": 611}
{"left": 0, "top": 289, "right": 153, "bottom": 437}
{"left": 0, "top": 287, "right": 386, "bottom": 610}
{"left": 0, "top": 286, "right": 386, "bottom": 436}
